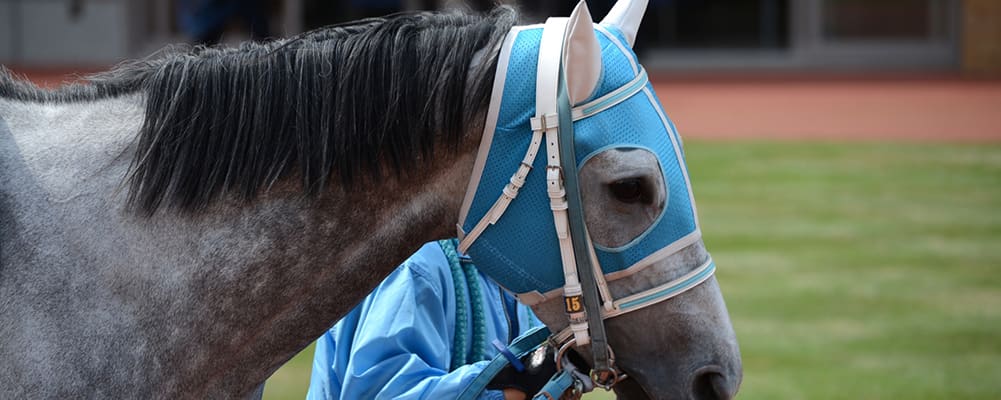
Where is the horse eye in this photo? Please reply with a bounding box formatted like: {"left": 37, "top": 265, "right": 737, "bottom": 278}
{"left": 609, "top": 178, "right": 645, "bottom": 204}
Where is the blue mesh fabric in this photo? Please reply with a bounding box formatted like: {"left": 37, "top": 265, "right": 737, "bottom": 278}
{"left": 463, "top": 27, "right": 563, "bottom": 294}
{"left": 462, "top": 25, "right": 699, "bottom": 296}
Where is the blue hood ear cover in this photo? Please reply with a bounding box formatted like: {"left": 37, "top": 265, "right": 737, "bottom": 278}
{"left": 460, "top": 24, "right": 700, "bottom": 302}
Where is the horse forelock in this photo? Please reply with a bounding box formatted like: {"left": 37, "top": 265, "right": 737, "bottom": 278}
{"left": 115, "top": 8, "right": 516, "bottom": 216}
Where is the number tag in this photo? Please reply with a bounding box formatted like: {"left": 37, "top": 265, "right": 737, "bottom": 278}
{"left": 564, "top": 295, "right": 583, "bottom": 313}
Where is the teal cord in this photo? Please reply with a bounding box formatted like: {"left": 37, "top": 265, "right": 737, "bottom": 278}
{"left": 460, "top": 256, "right": 487, "bottom": 363}
{"left": 439, "top": 239, "right": 469, "bottom": 370}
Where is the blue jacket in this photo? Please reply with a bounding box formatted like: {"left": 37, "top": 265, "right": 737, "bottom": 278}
{"left": 307, "top": 241, "right": 541, "bottom": 400}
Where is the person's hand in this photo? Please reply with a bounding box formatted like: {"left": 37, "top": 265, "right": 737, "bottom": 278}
{"left": 486, "top": 346, "right": 558, "bottom": 398}
{"left": 503, "top": 388, "right": 527, "bottom": 400}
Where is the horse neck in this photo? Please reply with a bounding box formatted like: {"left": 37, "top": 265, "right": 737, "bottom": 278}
{"left": 175, "top": 150, "right": 479, "bottom": 397}
{"left": 0, "top": 94, "right": 483, "bottom": 397}
{"left": 137, "top": 147, "right": 480, "bottom": 397}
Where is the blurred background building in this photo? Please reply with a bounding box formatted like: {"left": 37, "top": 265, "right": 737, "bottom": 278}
{"left": 1, "top": 0, "right": 999, "bottom": 75}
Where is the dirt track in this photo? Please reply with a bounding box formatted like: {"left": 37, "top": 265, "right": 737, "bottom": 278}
{"left": 655, "top": 77, "right": 1001, "bottom": 142}
{"left": 10, "top": 67, "right": 1001, "bottom": 142}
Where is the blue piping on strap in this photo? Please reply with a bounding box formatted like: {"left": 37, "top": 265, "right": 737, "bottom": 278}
{"left": 617, "top": 260, "right": 716, "bottom": 311}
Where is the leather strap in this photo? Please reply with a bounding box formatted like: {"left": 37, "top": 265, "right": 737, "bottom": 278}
{"left": 457, "top": 126, "right": 544, "bottom": 254}
{"left": 555, "top": 52, "right": 613, "bottom": 377}
{"left": 535, "top": 17, "right": 592, "bottom": 348}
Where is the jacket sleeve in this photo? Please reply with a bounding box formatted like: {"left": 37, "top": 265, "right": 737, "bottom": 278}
{"left": 307, "top": 244, "right": 506, "bottom": 400}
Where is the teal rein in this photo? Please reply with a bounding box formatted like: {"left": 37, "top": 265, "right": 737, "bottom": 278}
{"left": 439, "top": 239, "right": 488, "bottom": 370}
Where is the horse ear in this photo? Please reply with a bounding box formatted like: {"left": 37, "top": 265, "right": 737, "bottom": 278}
{"left": 600, "top": 0, "right": 648, "bottom": 47}
{"left": 564, "top": 1, "right": 601, "bottom": 105}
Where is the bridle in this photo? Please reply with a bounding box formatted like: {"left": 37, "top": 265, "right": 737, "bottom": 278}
{"left": 457, "top": 16, "right": 716, "bottom": 393}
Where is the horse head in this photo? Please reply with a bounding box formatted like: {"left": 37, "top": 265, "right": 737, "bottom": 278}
{"left": 458, "top": 1, "right": 742, "bottom": 398}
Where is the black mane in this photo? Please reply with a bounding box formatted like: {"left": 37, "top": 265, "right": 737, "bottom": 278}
{"left": 1, "top": 8, "right": 517, "bottom": 215}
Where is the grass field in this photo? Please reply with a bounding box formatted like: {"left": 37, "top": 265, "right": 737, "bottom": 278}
{"left": 264, "top": 141, "right": 1001, "bottom": 399}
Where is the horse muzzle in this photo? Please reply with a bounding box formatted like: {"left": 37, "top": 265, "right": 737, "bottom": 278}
{"left": 612, "top": 361, "right": 742, "bottom": 400}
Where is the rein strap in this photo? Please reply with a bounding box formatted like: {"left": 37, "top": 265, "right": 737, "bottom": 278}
{"left": 534, "top": 17, "right": 593, "bottom": 350}
{"left": 555, "top": 53, "right": 614, "bottom": 377}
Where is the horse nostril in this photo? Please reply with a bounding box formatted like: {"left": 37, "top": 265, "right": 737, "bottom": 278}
{"left": 692, "top": 367, "right": 734, "bottom": 400}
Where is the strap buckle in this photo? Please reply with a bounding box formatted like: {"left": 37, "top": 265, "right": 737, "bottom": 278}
{"left": 554, "top": 337, "right": 626, "bottom": 391}
{"left": 589, "top": 368, "right": 620, "bottom": 391}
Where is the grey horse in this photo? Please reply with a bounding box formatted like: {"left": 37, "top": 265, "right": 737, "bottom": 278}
{"left": 0, "top": 1, "right": 739, "bottom": 399}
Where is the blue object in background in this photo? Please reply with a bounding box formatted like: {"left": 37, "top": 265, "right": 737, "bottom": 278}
{"left": 176, "top": 0, "right": 270, "bottom": 45}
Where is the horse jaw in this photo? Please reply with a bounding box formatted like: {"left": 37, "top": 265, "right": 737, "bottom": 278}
{"left": 530, "top": 241, "right": 742, "bottom": 400}
{"left": 606, "top": 258, "right": 743, "bottom": 400}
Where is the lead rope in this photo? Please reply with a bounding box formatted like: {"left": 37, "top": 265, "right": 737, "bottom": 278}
{"left": 447, "top": 237, "right": 583, "bottom": 400}
{"left": 440, "top": 239, "right": 488, "bottom": 368}
{"left": 440, "top": 239, "right": 469, "bottom": 369}
{"left": 460, "top": 253, "right": 488, "bottom": 363}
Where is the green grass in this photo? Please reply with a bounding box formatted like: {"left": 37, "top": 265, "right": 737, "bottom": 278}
{"left": 263, "top": 342, "right": 314, "bottom": 400}
{"left": 265, "top": 141, "right": 1001, "bottom": 399}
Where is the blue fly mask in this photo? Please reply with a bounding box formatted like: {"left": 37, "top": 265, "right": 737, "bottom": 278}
{"left": 457, "top": 0, "right": 715, "bottom": 384}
